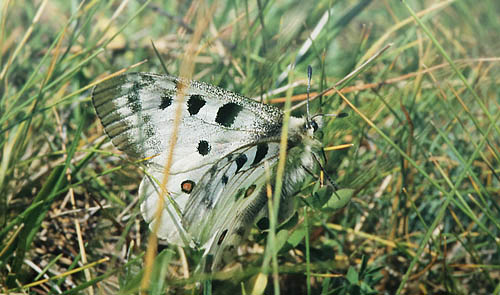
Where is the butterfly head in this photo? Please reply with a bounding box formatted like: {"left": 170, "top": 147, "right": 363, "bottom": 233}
{"left": 309, "top": 117, "right": 322, "bottom": 133}
{"left": 288, "top": 116, "right": 323, "bottom": 142}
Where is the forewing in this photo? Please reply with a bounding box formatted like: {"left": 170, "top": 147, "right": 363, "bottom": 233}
{"left": 92, "top": 73, "right": 283, "bottom": 244}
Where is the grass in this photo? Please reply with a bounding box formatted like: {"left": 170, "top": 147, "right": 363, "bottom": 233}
{"left": 1, "top": 0, "right": 499, "bottom": 294}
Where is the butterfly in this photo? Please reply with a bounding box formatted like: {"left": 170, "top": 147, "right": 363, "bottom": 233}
{"left": 92, "top": 72, "right": 333, "bottom": 271}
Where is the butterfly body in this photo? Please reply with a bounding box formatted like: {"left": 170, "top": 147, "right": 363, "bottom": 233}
{"left": 92, "top": 72, "right": 324, "bottom": 270}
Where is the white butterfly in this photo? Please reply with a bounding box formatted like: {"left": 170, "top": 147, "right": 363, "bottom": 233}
{"left": 92, "top": 72, "right": 330, "bottom": 270}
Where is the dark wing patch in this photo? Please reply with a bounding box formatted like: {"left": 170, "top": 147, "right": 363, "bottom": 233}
{"left": 159, "top": 93, "right": 173, "bottom": 110}
{"left": 197, "top": 140, "right": 211, "bottom": 156}
{"left": 187, "top": 94, "right": 206, "bottom": 115}
{"left": 217, "top": 229, "right": 228, "bottom": 245}
{"left": 252, "top": 143, "right": 268, "bottom": 165}
{"left": 127, "top": 82, "right": 142, "bottom": 112}
{"left": 215, "top": 103, "right": 243, "bottom": 127}
{"left": 235, "top": 154, "right": 248, "bottom": 174}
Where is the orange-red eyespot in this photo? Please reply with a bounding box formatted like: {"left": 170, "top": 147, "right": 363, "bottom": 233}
{"left": 181, "top": 180, "right": 195, "bottom": 193}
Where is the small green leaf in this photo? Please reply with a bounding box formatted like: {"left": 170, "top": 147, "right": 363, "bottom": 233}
{"left": 306, "top": 186, "right": 331, "bottom": 209}
{"left": 324, "top": 188, "right": 354, "bottom": 211}
{"left": 287, "top": 227, "right": 306, "bottom": 247}
{"left": 275, "top": 229, "right": 290, "bottom": 252}
{"left": 346, "top": 266, "right": 359, "bottom": 284}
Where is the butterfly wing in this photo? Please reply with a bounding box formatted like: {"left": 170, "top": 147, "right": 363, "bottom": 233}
{"left": 183, "top": 136, "right": 322, "bottom": 271}
{"left": 182, "top": 141, "right": 282, "bottom": 269}
{"left": 92, "top": 73, "right": 283, "bottom": 245}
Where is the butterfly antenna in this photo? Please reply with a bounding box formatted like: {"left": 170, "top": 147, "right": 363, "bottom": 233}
{"left": 306, "top": 65, "right": 312, "bottom": 127}
{"left": 311, "top": 112, "right": 348, "bottom": 120}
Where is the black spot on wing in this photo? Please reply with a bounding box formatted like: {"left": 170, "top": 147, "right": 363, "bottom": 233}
{"left": 235, "top": 154, "right": 248, "bottom": 174}
{"left": 197, "top": 140, "right": 210, "bottom": 156}
{"left": 187, "top": 94, "right": 206, "bottom": 115}
{"left": 222, "top": 175, "right": 228, "bottom": 185}
{"left": 159, "top": 94, "right": 173, "bottom": 110}
{"left": 217, "top": 229, "right": 228, "bottom": 245}
{"left": 215, "top": 102, "right": 242, "bottom": 127}
{"left": 252, "top": 143, "right": 268, "bottom": 165}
